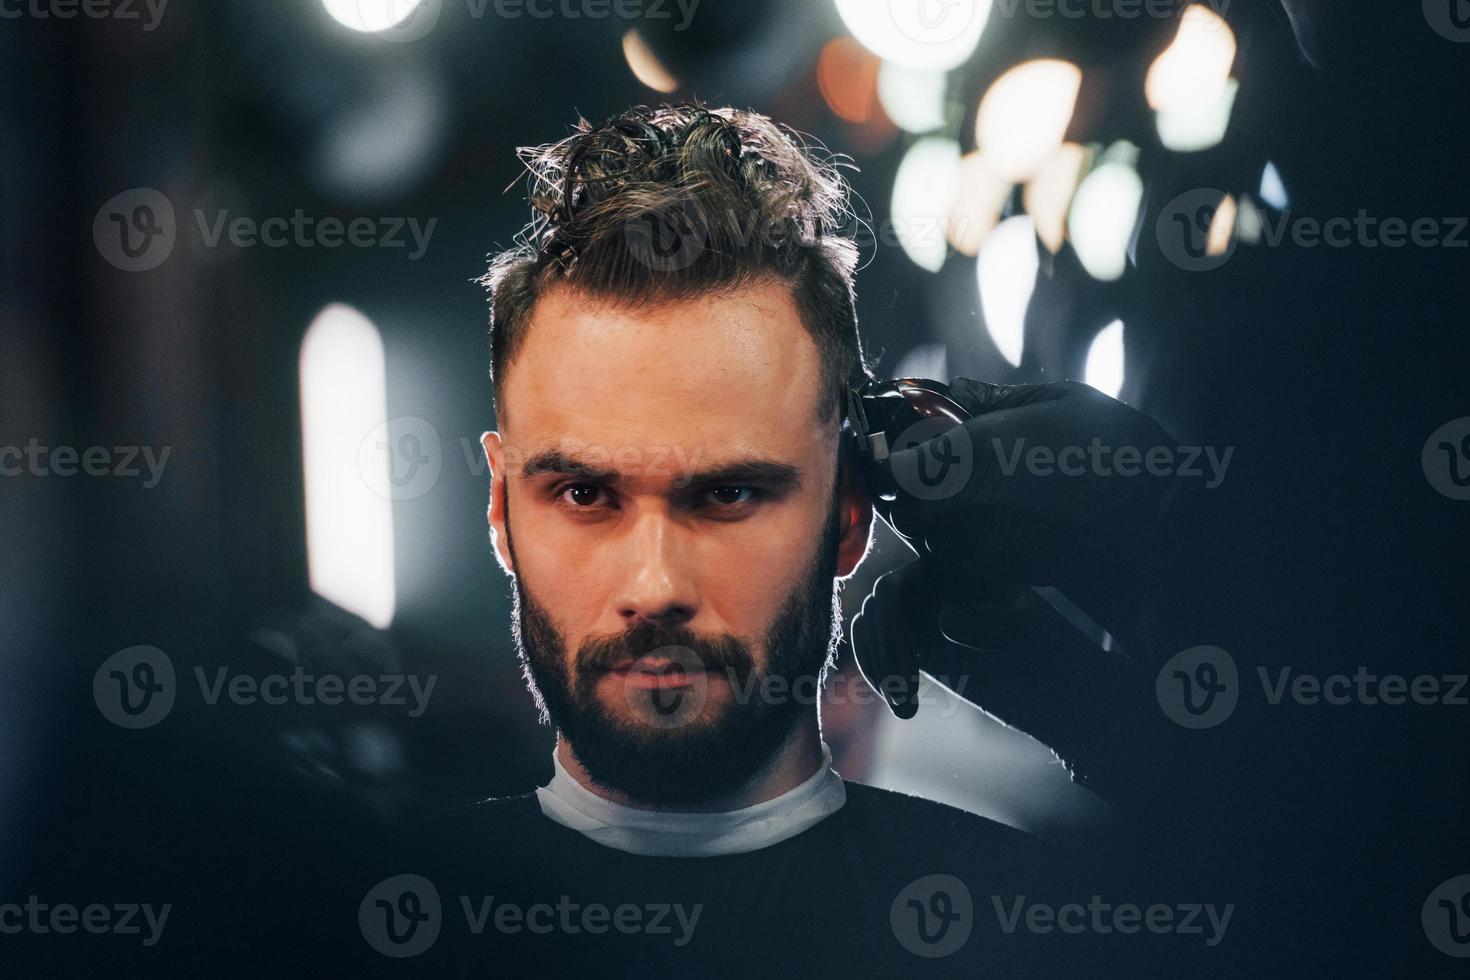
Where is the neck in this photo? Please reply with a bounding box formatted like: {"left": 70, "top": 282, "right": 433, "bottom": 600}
{"left": 555, "top": 712, "right": 825, "bottom": 813}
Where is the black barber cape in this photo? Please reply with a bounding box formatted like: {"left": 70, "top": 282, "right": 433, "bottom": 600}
{"left": 318, "top": 780, "right": 1222, "bottom": 978}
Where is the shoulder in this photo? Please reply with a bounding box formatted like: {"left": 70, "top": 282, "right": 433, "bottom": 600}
{"left": 422, "top": 790, "right": 547, "bottom": 843}
{"left": 839, "top": 779, "right": 1042, "bottom": 843}
{"left": 396, "top": 790, "right": 577, "bottom": 888}
{"left": 835, "top": 780, "right": 1075, "bottom": 880}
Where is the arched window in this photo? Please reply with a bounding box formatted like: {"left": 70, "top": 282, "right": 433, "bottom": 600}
{"left": 299, "top": 303, "right": 396, "bottom": 628}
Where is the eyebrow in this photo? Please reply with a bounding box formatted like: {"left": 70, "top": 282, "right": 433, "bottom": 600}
{"left": 520, "top": 449, "right": 802, "bottom": 490}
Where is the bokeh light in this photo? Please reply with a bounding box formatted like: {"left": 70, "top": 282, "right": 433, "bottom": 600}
{"left": 834, "top": 0, "right": 991, "bottom": 71}
{"left": 818, "top": 37, "right": 883, "bottom": 124}
{"left": 946, "top": 150, "right": 1012, "bottom": 256}
{"left": 1260, "top": 161, "right": 1289, "bottom": 209}
{"left": 624, "top": 30, "right": 680, "bottom": 93}
{"left": 1067, "top": 144, "right": 1143, "bottom": 282}
{"left": 978, "top": 215, "right": 1040, "bottom": 367}
{"left": 321, "top": 0, "right": 424, "bottom": 33}
{"left": 1084, "top": 319, "right": 1126, "bottom": 398}
{"left": 877, "top": 62, "right": 948, "bottom": 134}
{"left": 1023, "top": 142, "right": 1088, "bottom": 254}
{"left": 300, "top": 304, "right": 396, "bottom": 630}
{"left": 892, "top": 137, "right": 962, "bottom": 272}
{"left": 977, "top": 59, "right": 1083, "bottom": 183}
{"left": 1145, "top": 3, "right": 1237, "bottom": 112}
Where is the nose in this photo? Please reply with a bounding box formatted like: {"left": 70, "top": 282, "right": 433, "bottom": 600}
{"left": 613, "top": 510, "right": 698, "bottom": 630}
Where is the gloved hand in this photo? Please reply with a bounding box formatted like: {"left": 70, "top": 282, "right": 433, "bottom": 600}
{"left": 850, "top": 378, "right": 1201, "bottom": 802}
{"left": 879, "top": 378, "right": 1182, "bottom": 620}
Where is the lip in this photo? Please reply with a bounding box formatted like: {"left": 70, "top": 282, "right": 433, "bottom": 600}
{"left": 603, "top": 659, "right": 716, "bottom": 690}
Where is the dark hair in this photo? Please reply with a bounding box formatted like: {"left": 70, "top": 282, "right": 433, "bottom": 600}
{"left": 482, "top": 101, "right": 872, "bottom": 425}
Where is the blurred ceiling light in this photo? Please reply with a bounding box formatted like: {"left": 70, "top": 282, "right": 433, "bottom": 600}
{"left": 312, "top": 67, "right": 448, "bottom": 204}
{"left": 877, "top": 62, "right": 948, "bottom": 134}
{"left": 1260, "top": 160, "right": 1289, "bottom": 209}
{"left": 1155, "top": 77, "right": 1238, "bottom": 152}
{"left": 300, "top": 304, "right": 396, "bottom": 630}
{"left": 1140, "top": 3, "right": 1234, "bottom": 109}
{"left": 1147, "top": 4, "right": 1238, "bottom": 152}
{"left": 946, "top": 151, "right": 1011, "bottom": 256}
{"left": 322, "top": 0, "right": 423, "bottom": 32}
{"left": 1237, "top": 196, "right": 1264, "bottom": 244}
{"left": 624, "top": 30, "right": 680, "bottom": 93}
{"left": 977, "top": 215, "right": 1039, "bottom": 368}
{"left": 893, "top": 137, "right": 962, "bottom": 273}
{"left": 894, "top": 343, "right": 950, "bottom": 383}
{"left": 1145, "top": 3, "right": 1236, "bottom": 112}
{"left": 1207, "top": 193, "right": 1237, "bottom": 257}
{"left": 834, "top": 0, "right": 990, "bottom": 71}
{"left": 1085, "top": 320, "right": 1126, "bottom": 398}
{"left": 977, "top": 59, "right": 1083, "bottom": 183}
{"left": 818, "top": 37, "right": 883, "bottom": 123}
{"left": 1067, "top": 144, "right": 1143, "bottom": 282}
{"left": 1023, "top": 142, "right": 1088, "bottom": 253}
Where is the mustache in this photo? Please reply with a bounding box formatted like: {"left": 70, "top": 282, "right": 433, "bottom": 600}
{"left": 576, "top": 621, "right": 754, "bottom": 677}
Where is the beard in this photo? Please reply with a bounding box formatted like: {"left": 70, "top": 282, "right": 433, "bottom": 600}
{"left": 504, "top": 490, "right": 845, "bottom": 807}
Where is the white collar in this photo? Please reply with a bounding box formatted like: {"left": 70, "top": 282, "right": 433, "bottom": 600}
{"left": 534, "top": 742, "right": 847, "bottom": 857}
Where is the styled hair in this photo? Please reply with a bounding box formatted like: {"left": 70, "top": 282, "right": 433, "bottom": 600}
{"left": 482, "top": 101, "right": 872, "bottom": 425}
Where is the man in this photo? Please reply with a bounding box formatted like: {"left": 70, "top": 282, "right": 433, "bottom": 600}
{"left": 382, "top": 102, "right": 1197, "bottom": 976}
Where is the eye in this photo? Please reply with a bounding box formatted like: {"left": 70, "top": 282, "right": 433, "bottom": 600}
{"left": 705, "top": 486, "right": 758, "bottom": 507}
{"left": 556, "top": 482, "right": 611, "bottom": 509}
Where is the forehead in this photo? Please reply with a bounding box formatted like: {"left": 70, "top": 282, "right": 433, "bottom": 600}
{"left": 500, "top": 280, "right": 831, "bottom": 466}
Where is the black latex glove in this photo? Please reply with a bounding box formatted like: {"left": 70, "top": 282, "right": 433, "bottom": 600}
{"left": 880, "top": 378, "right": 1183, "bottom": 643}
{"left": 850, "top": 379, "right": 1206, "bottom": 805}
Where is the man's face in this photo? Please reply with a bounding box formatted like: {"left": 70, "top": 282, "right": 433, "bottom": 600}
{"left": 481, "top": 280, "right": 872, "bottom": 805}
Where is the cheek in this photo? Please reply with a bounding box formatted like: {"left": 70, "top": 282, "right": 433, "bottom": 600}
{"left": 512, "top": 512, "right": 599, "bottom": 624}
{"left": 695, "top": 500, "right": 828, "bottom": 654}
{"left": 698, "top": 524, "right": 800, "bottom": 616}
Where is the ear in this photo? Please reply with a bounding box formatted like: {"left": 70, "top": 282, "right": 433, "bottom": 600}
{"left": 481, "top": 431, "right": 514, "bottom": 574}
{"left": 835, "top": 447, "right": 874, "bottom": 580}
